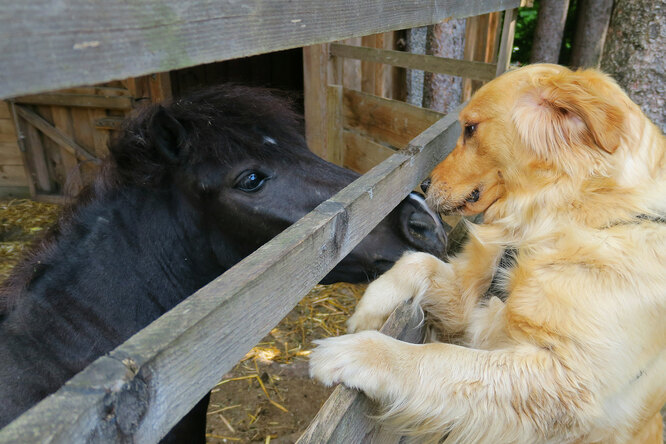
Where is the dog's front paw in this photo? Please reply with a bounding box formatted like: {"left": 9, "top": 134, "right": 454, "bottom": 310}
{"left": 347, "top": 277, "right": 406, "bottom": 333}
{"left": 309, "top": 331, "right": 394, "bottom": 398}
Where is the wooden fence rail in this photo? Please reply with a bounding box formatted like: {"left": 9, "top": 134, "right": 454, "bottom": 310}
{"left": 0, "top": 0, "right": 523, "bottom": 100}
{"left": 0, "top": 108, "right": 461, "bottom": 443}
{"left": 330, "top": 44, "right": 497, "bottom": 81}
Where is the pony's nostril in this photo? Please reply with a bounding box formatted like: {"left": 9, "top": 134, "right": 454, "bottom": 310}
{"left": 420, "top": 178, "right": 431, "bottom": 194}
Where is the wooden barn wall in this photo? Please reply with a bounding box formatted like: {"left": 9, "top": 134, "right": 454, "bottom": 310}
{"left": 0, "top": 102, "right": 29, "bottom": 197}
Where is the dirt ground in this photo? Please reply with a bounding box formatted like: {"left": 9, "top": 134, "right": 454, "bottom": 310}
{"left": 0, "top": 199, "right": 361, "bottom": 443}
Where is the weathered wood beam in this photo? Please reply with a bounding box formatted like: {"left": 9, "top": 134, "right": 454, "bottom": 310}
{"left": 14, "top": 105, "right": 101, "bottom": 163}
{"left": 331, "top": 44, "right": 497, "bottom": 81}
{"left": 296, "top": 301, "right": 424, "bottom": 444}
{"left": 0, "top": 107, "right": 462, "bottom": 444}
{"left": 496, "top": 8, "right": 518, "bottom": 76}
{"left": 13, "top": 93, "right": 132, "bottom": 110}
{"left": 0, "top": 0, "right": 522, "bottom": 99}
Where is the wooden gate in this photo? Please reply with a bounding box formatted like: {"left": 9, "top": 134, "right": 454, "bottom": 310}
{"left": 9, "top": 74, "right": 172, "bottom": 202}
{"left": 0, "top": 1, "right": 526, "bottom": 442}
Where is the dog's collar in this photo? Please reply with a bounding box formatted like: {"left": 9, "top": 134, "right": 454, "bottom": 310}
{"left": 482, "top": 214, "right": 665, "bottom": 303}
{"left": 482, "top": 247, "right": 517, "bottom": 303}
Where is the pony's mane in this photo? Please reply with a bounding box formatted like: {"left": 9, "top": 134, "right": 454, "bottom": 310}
{"left": 0, "top": 85, "right": 306, "bottom": 315}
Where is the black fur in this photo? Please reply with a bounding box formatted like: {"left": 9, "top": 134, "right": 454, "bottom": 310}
{"left": 0, "top": 85, "right": 446, "bottom": 441}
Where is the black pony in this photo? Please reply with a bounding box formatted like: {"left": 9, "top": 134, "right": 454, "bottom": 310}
{"left": 0, "top": 85, "right": 446, "bottom": 442}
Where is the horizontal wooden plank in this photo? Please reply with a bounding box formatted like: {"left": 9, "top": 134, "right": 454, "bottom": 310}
{"left": 13, "top": 94, "right": 132, "bottom": 110}
{"left": 57, "top": 86, "right": 133, "bottom": 97}
{"left": 14, "top": 105, "right": 101, "bottom": 163}
{"left": 0, "top": 186, "right": 31, "bottom": 198}
{"left": 0, "top": 119, "right": 17, "bottom": 143}
{"left": 343, "top": 88, "right": 444, "bottom": 148}
{"left": 331, "top": 43, "right": 497, "bottom": 81}
{"left": 0, "top": 106, "right": 462, "bottom": 443}
{"left": 297, "top": 301, "right": 424, "bottom": 444}
{"left": 0, "top": 0, "right": 521, "bottom": 99}
{"left": 0, "top": 165, "right": 28, "bottom": 187}
{"left": 342, "top": 130, "right": 396, "bottom": 174}
{"left": 0, "top": 142, "right": 24, "bottom": 165}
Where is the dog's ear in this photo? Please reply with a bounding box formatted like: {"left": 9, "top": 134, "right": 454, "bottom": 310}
{"left": 512, "top": 69, "right": 625, "bottom": 160}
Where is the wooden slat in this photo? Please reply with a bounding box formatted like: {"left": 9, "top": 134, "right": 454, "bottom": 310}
{"left": 19, "top": 117, "right": 52, "bottom": 193}
{"left": 496, "top": 8, "right": 518, "bottom": 76}
{"left": 51, "top": 107, "right": 84, "bottom": 194}
{"left": 8, "top": 102, "right": 37, "bottom": 197}
{"left": 56, "top": 86, "right": 132, "bottom": 97}
{"left": 343, "top": 88, "right": 444, "bottom": 148}
{"left": 304, "top": 44, "right": 330, "bottom": 160}
{"left": 342, "top": 131, "right": 396, "bottom": 174}
{"left": 0, "top": 142, "right": 23, "bottom": 165}
{"left": 297, "top": 301, "right": 424, "bottom": 444}
{"left": 0, "top": 119, "right": 16, "bottom": 143}
{"left": 0, "top": 102, "right": 11, "bottom": 119}
{"left": 14, "top": 105, "right": 100, "bottom": 163}
{"left": 13, "top": 94, "right": 132, "bottom": 110}
{"left": 331, "top": 43, "right": 497, "bottom": 81}
{"left": 0, "top": 165, "right": 29, "bottom": 187}
{"left": 326, "top": 85, "right": 344, "bottom": 166}
{"left": 0, "top": 0, "right": 521, "bottom": 100}
{"left": 0, "top": 107, "right": 462, "bottom": 444}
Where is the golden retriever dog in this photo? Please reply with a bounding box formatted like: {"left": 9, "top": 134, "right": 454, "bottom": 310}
{"left": 309, "top": 64, "right": 666, "bottom": 443}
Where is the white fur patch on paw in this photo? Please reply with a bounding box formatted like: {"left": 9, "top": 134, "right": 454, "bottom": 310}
{"left": 309, "top": 331, "right": 394, "bottom": 398}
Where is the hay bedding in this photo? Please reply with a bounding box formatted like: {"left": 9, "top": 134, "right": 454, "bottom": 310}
{"left": 0, "top": 199, "right": 364, "bottom": 443}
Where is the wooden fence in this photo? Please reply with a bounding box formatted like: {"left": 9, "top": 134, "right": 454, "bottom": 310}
{"left": 0, "top": 0, "right": 524, "bottom": 441}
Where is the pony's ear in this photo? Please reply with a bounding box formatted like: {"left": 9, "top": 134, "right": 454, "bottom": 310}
{"left": 511, "top": 69, "right": 625, "bottom": 160}
{"left": 148, "top": 105, "right": 188, "bottom": 163}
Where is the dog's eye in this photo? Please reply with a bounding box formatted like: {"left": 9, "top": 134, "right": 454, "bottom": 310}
{"left": 464, "top": 123, "right": 477, "bottom": 139}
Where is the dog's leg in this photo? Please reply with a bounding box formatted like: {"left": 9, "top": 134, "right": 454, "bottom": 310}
{"left": 347, "top": 252, "right": 460, "bottom": 333}
{"left": 310, "top": 331, "right": 588, "bottom": 443}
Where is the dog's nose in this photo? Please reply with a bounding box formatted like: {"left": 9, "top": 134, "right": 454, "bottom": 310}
{"left": 420, "top": 178, "right": 431, "bottom": 194}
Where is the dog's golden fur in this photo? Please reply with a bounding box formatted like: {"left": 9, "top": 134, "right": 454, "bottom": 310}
{"left": 309, "top": 64, "right": 666, "bottom": 443}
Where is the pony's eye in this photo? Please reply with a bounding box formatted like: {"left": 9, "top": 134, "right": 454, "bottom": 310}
{"left": 234, "top": 170, "right": 268, "bottom": 192}
{"left": 464, "top": 123, "right": 477, "bottom": 139}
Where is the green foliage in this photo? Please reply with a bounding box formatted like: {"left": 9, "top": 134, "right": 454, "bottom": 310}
{"left": 512, "top": 0, "right": 579, "bottom": 66}
{"left": 513, "top": 1, "right": 540, "bottom": 64}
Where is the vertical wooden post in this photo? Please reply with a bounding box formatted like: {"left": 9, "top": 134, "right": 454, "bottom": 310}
{"left": 148, "top": 72, "right": 173, "bottom": 103}
{"left": 496, "top": 8, "right": 518, "bottom": 76}
{"left": 303, "top": 44, "right": 330, "bottom": 160}
{"left": 463, "top": 13, "right": 501, "bottom": 101}
{"left": 326, "top": 85, "right": 344, "bottom": 166}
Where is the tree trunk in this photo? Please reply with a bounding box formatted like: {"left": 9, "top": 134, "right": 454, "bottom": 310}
{"left": 423, "top": 18, "right": 466, "bottom": 114}
{"left": 601, "top": 0, "right": 665, "bottom": 132}
{"left": 531, "top": 0, "right": 571, "bottom": 63}
{"left": 406, "top": 27, "right": 427, "bottom": 107}
{"left": 570, "top": 0, "right": 614, "bottom": 68}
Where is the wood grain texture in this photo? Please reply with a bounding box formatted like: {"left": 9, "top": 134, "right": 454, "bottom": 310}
{"left": 14, "top": 105, "right": 100, "bottom": 163}
{"left": 331, "top": 44, "right": 497, "bottom": 81}
{"left": 13, "top": 94, "right": 132, "bottom": 110}
{"left": 342, "top": 131, "right": 396, "bottom": 174}
{"left": 0, "top": 143, "right": 23, "bottom": 166}
{"left": 0, "top": 119, "right": 16, "bottom": 143}
{"left": 296, "top": 301, "right": 424, "bottom": 444}
{"left": 0, "top": 0, "right": 521, "bottom": 99}
{"left": 0, "top": 102, "right": 11, "bottom": 119}
{"left": 343, "top": 88, "right": 444, "bottom": 149}
{"left": 0, "top": 165, "right": 28, "bottom": 187}
{"left": 0, "top": 107, "right": 461, "bottom": 444}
